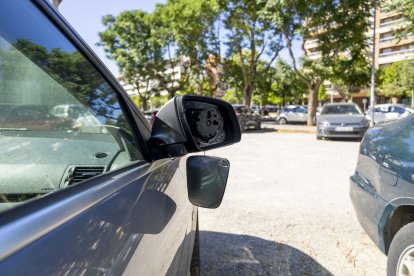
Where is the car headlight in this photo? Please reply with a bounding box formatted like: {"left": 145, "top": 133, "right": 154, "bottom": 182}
{"left": 318, "top": 120, "right": 330, "bottom": 127}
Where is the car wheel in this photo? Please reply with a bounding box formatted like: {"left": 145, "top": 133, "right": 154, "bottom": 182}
{"left": 317, "top": 136, "right": 322, "bottom": 140}
{"left": 255, "top": 122, "right": 261, "bottom": 130}
{"left": 190, "top": 218, "right": 200, "bottom": 276}
{"left": 279, "top": 118, "right": 288, "bottom": 125}
{"left": 387, "top": 222, "right": 414, "bottom": 276}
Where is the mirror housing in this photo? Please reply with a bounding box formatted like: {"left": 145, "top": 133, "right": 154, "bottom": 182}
{"left": 149, "top": 95, "right": 241, "bottom": 159}
{"left": 186, "top": 156, "right": 230, "bottom": 209}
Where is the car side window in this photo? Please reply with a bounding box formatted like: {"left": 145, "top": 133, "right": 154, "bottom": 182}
{"left": 0, "top": 1, "right": 145, "bottom": 213}
{"left": 391, "top": 106, "right": 406, "bottom": 114}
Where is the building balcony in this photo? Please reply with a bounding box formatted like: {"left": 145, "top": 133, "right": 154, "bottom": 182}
{"left": 380, "top": 18, "right": 405, "bottom": 28}
{"left": 379, "top": 49, "right": 414, "bottom": 65}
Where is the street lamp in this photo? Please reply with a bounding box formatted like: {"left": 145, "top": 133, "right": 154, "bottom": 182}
{"left": 369, "top": 0, "right": 377, "bottom": 127}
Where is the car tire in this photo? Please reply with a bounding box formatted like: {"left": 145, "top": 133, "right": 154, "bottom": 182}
{"left": 255, "top": 122, "right": 261, "bottom": 130}
{"left": 317, "top": 136, "right": 322, "bottom": 140}
{"left": 387, "top": 222, "right": 414, "bottom": 276}
{"left": 190, "top": 218, "right": 200, "bottom": 276}
{"left": 279, "top": 118, "right": 288, "bottom": 125}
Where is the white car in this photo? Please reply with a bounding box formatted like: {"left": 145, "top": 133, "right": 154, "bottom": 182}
{"left": 366, "top": 104, "right": 414, "bottom": 125}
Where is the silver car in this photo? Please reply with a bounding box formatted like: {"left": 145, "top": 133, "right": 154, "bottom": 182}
{"left": 316, "top": 103, "right": 370, "bottom": 139}
{"left": 365, "top": 104, "right": 414, "bottom": 125}
{"left": 277, "top": 105, "right": 308, "bottom": 124}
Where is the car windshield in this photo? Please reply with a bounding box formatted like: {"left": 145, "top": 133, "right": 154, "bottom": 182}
{"left": 321, "top": 105, "right": 362, "bottom": 115}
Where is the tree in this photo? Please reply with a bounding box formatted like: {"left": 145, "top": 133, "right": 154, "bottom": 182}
{"left": 150, "top": 0, "right": 220, "bottom": 98}
{"left": 263, "top": 0, "right": 371, "bottom": 125}
{"left": 388, "top": 0, "right": 414, "bottom": 39}
{"left": 99, "top": 11, "right": 162, "bottom": 110}
{"left": 400, "top": 61, "right": 414, "bottom": 107}
{"left": 378, "top": 60, "right": 414, "bottom": 106}
{"left": 272, "top": 59, "right": 307, "bottom": 106}
{"left": 331, "top": 53, "right": 370, "bottom": 101}
{"left": 220, "top": 0, "right": 283, "bottom": 107}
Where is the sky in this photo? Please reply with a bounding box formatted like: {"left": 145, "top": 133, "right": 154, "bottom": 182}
{"left": 58, "top": 0, "right": 302, "bottom": 77}
{"left": 59, "top": 0, "right": 166, "bottom": 75}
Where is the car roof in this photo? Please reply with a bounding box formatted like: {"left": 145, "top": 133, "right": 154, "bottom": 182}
{"left": 323, "top": 103, "right": 356, "bottom": 107}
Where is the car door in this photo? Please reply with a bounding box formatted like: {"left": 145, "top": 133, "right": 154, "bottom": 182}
{"left": 285, "top": 108, "right": 296, "bottom": 122}
{"left": 296, "top": 107, "right": 308, "bottom": 123}
{"left": 385, "top": 105, "right": 404, "bottom": 122}
{"left": 0, "top": 1, "right": 194, "bottom": 275}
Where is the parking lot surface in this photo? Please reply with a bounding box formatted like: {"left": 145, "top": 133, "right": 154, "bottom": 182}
{"left": 200, "top": 124, "right": 386, "bottom": 275}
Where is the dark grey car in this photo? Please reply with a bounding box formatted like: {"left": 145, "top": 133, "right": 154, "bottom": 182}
{"left": 316, "top": 103, "right": 370, "bottom": 140}
{"left": 0, "top": 1, "right": 241, "bottom": 275}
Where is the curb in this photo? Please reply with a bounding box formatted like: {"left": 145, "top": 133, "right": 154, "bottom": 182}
{"left": 275, "top": 128, "right": 316, "bottom": 134}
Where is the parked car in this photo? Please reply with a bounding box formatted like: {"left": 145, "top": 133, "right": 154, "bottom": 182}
{"left": 277, "top": 105, "right": 308, "bottom": 124}
{"left": 0, "top": 1, "right": 241, "bottom": 275}
{"left": 232, "top": 104, "right": 261, "bottom": 131}
{"left": 316, "top": 103, "right": 370, "bottom": 140}
{"left": 1, "top": 105, "right": 72, "bottom": 131}
{"left": 350, "top": 115, "right": 414, "bottom": 275}
{"left": 366, "top": 104, "right": 414, "bottom": 125}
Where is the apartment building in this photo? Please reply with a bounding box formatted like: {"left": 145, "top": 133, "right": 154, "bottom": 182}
{"left": 304, "top": 3, "right": 414, "bottom": 66}
{"left": 303, "top": 2, "right": 414, "bottom": 105}
{"left": 119, "top": 58, "right": 187, "bottom": 98}
{"left": 376, "top": 5, "right": 414, "bottom": 67}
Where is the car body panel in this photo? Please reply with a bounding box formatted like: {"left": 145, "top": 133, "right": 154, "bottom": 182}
{"left": 350, "top": 116, "right": 414, "bottom": 253}
{"left": 0, "top": 159, "right": 196, "bottom": 275}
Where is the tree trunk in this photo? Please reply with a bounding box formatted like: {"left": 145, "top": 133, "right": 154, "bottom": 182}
{"left": 307, "top": 83, "right": 320, "bottom": 126}
{"left": 243, "top": 85, "right": 253, "bottom": 107}
{"left": 168, "top": 89, "right": 175, "bottom": 100}
{"left": 141, "top": 96, "right": 148, "bottom": 111}
{"left": 412, "top": 88, "right": 414, "bottom": 108}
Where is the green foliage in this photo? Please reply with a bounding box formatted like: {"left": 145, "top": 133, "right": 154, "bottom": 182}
{"left": 151, "top": 95, "right": 169, "bottom": 109}
{"left": 331, "top": 53, "right": 370, "bottom": 96}
{"left": 272, "top": 59, "right": 307, "bottom": 105}
{"left": 220, "top": 0, "right": 283, "bottom": 106}
{"left": 318, "top": 85, "right": 328, "bottom": 101}
{"left": 99, "top": 10, "right": 161, "bottom": 110}
{"left": 222, "top": 88, "right": 242, "bottom": 104}
{"left": 130, "top": 95, "right": 142, "bottom": 108}
{"left": 387, "top": 0, "right": 414, "bottom": 39}
{"left": 378, "top": 60, "right": 414, "bottom": 98}
{"left": 262, "top": 0, "right": 372, "bottom": 124}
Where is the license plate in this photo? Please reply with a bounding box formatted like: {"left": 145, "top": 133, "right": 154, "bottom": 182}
{"left": 335, "top": 126, "right": 353, "bottom": 132}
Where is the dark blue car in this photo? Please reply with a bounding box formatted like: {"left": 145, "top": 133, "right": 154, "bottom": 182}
{"left": 350, "top": 115, "right": 414, "bottom": 276}
{"left": 0, "top": 1, "right": 241, "bottom": 274}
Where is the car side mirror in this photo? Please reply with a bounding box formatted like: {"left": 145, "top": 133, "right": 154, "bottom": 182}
{"left": 186, "top": 155, "right": 230, "bottom": 209}
{"left": 149, "top": 95, "right": 241, "bottom": 160}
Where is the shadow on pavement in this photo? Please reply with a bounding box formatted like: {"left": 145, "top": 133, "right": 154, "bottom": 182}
{"left": 200, "top": 231, "right": 333, "bottom": 276}
{"left": 242, "top": 127, "right": 276, "bottom": 134}
{"left": 320, "top": 137, "right": 362, "bottom": 143}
